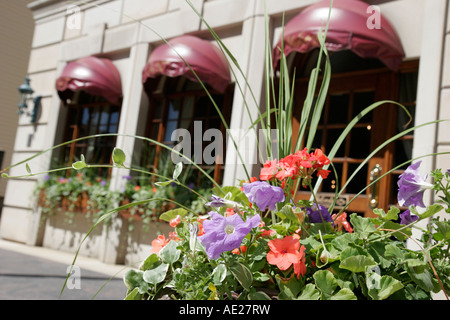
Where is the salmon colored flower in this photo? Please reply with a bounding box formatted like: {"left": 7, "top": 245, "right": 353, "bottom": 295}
{"left": 231, "top": 245, "right": 247, "bottom": 255}
{"left": 317, "top": 169, "right": 330, "bottom": 179}
{"left": 260, "top": 228, "right": 276, "bottom": 238}
{"left": 259, "top": 148, "right": 331, "bottom": 184}
{"left": 267, "top": 235, "right": 306, "bottom": 279}
{"left": 197, "top": 217, "right": 206, "bottom": 236}
{"left": 169, "top": 215, "right": 181, "bottom": 227}
{"left": 168, "top": 231, "right": 180, "bottom": 241}
{"left": 225, "top": 208, "right": 235, "bottom": 217}
{"left": 260, "top": 160, "right": 279, "bottom": 181}
{"left": 150, "top": 234, "right": 169, "bottom": 253}
{"left": 332, "top": 212, "right": 353, "bottom": 233}
{"left": 312, "top": 148, "right": 331, "bottom": 167}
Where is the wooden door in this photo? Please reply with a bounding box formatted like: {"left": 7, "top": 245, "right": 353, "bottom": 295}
{"left": 293, "top": 69, "right": 398, "bottom": 217}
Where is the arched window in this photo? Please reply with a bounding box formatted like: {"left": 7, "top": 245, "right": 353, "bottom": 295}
{"left": 55, "top": 56, "right": 123, "bottom": 178}
{"left": 60, "top": 91, "right": 121, "bottom": 178}
{"left": 141, "top": 76, "right": 233, "bottom": 187}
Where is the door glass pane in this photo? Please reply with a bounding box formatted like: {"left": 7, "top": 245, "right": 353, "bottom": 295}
{"left": 352, "top": 91, "right": 375, "bottom": 122}
{"left": 348, "top": 127, "right": 371, "bottom": 158}
{"left": 346, "top": 163, "right": 368, "bottom": 194}
{"left": 164, "top": 120, "right": 178, "bottom": 142}
{"left": 325, "top": 129, "right": 345, "bottom": 157}
{"left": 328, "top": 94, "right": 349, "bottom": 124}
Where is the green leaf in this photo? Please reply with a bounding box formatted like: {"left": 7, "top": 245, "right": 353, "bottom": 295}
{"left": 123, "top": 269, "right": 150, "bottom": 294}
{"left": 172, "top": 161, "right": 183, "bottom": 180}
{"left": 404, "top": 284, "right": 430, "bottom": 300}
{"left": 350, "top": 213, "right": 377, "bottom": 238}
{"left": 405, "top": 259, "right": 427, "bottom": 273}
{"left": 367, "top": 242, "right": 391, "bottom": 269}
{"left": 139, "top": 253, "right": 159, "bottom": 271}
{"left": 154, "top": 180, "right": 173, "bottom": 187}
{"left": 297, "top": 283, "right": 320, "bottom": 300}
{"left": 275, "top": 274, "right": 302, "bottom": 300}
{"left": 124, "top": 287, "right": 142, "bottom": 300}
{"left": 159, "top": 208, "right": 187, "bottom": 223}
{"left": 374, "top": 207, "right": 400, "bottom": 221}
{"left": 212, "top": 185, "right": 250, "bottom": 205}
{"left": 72, "top": 160, "right": 87, "bottom": 171}
{"left": 435, "top": 221, "right": 450, "bottom": 240}
{"left": 339, "top": 255, "right": 377, "bottom": 273}
{"left": 112, "top": 147, "right": 126, "bottom": 166}
{"left": 340, "top": 245, "right": 366, "bottom": 261}
{"left": 382, "top": 221, "right": 412, "bottom": 241}
{"left": 368, "top": 275, "right": 404, "bottom": 300}
{"left": 300, "top": 236, "right": 322, "bottom": 252}
{"left": 411, "top": 204, "right": 444, "bottom": 220}
{"left": 276, "top": 205, "right": 297, "bottom": 222}
{"left": 142, "top": 262, "right": 169, "bottom": 285}
{"left": 212, "top": 264, "right": 227, "bottom": 286}
{"left": 330, "top": 288, "right": 357, "bottom": 300}
{"left": 331, "top": 233, "right": 358, "bottom": 251}
{"left": 313, "top": 270, "right": 338, "bottom": 300}
{"left": 230, "top": 262, "right": 253, "bottom": 291}
{"left": 384, "top": 244, "right": 405, "bottom": 260}
{"left": 159, "top": 240, "right": 181, "bottom": 264}
{"left": 407, "top": 267, "right": 441, "bottom": 293}
{"left": 385, "top": 206, "right": 400, "bottom": 220}
{"left": 25, "top": 163, "right": 31, "bottom": 174}
{"left": 248, "top": 290, "right": 271, "bottom": 300}
{"left": 72, "top": 154, "right": 87, "bottom": 170}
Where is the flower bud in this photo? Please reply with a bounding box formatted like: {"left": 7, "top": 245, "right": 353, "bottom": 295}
{"left": 294, "top": 208, "right": 306, "bottom": 224}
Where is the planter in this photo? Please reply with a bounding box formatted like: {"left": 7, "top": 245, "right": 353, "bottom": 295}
{"left": 38, "top": 190, "right": 94, "bottom": 215}
{"left": 118, "top": 199, "right": 175, "bottom": 222}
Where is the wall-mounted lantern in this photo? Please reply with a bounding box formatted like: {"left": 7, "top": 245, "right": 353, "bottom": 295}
{"left": 17, "top": 76, "right": 41, "bottom": 123}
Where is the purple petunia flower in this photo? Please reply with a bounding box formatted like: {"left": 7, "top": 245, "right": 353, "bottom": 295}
{"left": 399, "top": 210, "right": 419, "bottom": 225}
{"left": 397, "top": 161, "right": 434, "bottom": 208}
{"left": 205, "top": 195, "right": 242, "bottom": 208}
{"left": 205, "top": 195, "right": 225, "bottom": 207}
{"left": 198, "top": 211, "right": 261, "bottom": 260}
{"left": 242, "top": 181, "right": 285, "bottom": 211}
{"left": 305, "top": 204, "right": 334, "bottom": 225}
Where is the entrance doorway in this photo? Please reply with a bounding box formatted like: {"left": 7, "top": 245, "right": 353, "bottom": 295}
{"left": 292, "top": 51, "right": 418, "bottom": 217}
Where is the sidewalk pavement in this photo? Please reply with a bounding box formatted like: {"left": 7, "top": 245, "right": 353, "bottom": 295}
{"left": 0, "top": 239, "right": 131, "bottom": 300}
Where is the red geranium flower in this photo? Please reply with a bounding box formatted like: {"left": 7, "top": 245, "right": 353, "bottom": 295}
{"left": 260, "top": 160, "right": 278, "bottom": 181}
{"left": 267, "top": 235, "right": 306, "bottom": 279}
{"left": 169, "top": 215, "right": 181, "bottom": 227}
{"left": 332, "top": 212, "right": 353, "bottom": 233}
{"left": 150, "top": 234, "right": 169, "bottom": 253}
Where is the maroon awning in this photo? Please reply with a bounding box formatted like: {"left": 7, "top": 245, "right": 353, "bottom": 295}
{"left": 273, "top": 0, "right": 405, "bottom": 70}
{"left": 142, "top": 35, "right": 231, "bottom": 93}
{"left": 56, "top": 56, "right": 123, "bottom": 105}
